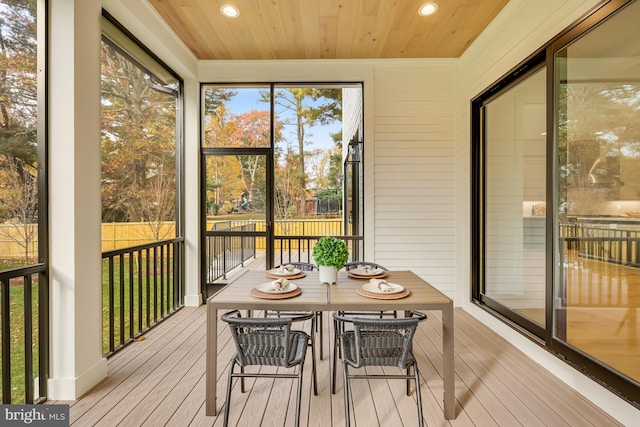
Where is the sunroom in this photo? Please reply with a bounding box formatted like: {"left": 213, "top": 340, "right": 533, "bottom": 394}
{"left": 1, "top": 0, "right": 639, "bottom": 425}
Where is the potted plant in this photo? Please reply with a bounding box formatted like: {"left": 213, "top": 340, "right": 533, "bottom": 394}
{"left": 312, "top": 236, "right": 349, "bottom": 284}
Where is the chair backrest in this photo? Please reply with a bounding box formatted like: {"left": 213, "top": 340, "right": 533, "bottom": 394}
{"left": 335, "top": 313, "right": 425, "bottom": 368}
{"left": 277, "top": 262, "right": 318, "bottom": 271}
{"left": 221, "top": 310, "right": 296, "bottom": 367}
{"left": 343, "top": 262, "right": 388, "bottom": 271}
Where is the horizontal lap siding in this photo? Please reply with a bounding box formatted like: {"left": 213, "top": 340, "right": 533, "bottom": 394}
{"left": 373, "top": 63, "right": 456, "bottom": 296}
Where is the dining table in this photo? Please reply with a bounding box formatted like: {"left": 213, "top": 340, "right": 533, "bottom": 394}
{"left": 206, "top": 269, "right": 455, "bottom": 420}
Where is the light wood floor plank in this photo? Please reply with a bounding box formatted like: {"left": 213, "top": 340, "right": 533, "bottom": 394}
{"left": 58, "top": 305, "right": 624, "bottom": 427}
{"left": 455, "top": 310, "right": 621, "bottom": 426}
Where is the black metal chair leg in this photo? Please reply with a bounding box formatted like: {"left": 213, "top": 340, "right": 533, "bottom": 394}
{"left": 295, "top": 360, "right": 305, "bottom": 427}
{"left": 414, "top": 364, "right": 424, "bottom": 427}
{"left": 310, "top": 315, "right": 318, "bottom": 395}
{"left": 223, "top": 361, "right": 235, "bottom": 427}
{"left": 343, "top": 363, "right": 350, "bottom": 427}
{"left": 406, "top": 367, "right": 411, "bottom": 395}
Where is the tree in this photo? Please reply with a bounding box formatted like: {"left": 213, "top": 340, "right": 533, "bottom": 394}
{"left": 127, "top": 159, "right": 175, "bottom": 240}
{"left": 269, "top": 88, "right": 342, "bottom": 215}
{"left": 100, "top": 40, "right": 177, "bottom": 236}
{"left": 229, "top": 110, "right": 270, "bottom": 202}
{"left": 0, "top": 157, "right": 37, "bottom": 264}
{"left": 274, "top": 144, "right": 301, "bottom": 232}
{"left": 0, "top": 0, "right": 39, "bottom": 265}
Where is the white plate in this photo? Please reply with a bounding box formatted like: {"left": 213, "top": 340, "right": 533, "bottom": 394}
{"left": 267, "top": 267, "right": 301, "bottom": 276}
{"left": 361, "top": 282, "right": 404, "bottom": 294}
{"left": 257, "top": 281, "right": 299, "bottom": 294}
{"left": 350, "top": 266, "right": 385, "bottom": 276}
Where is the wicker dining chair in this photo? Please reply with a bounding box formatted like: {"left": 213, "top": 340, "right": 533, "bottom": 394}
{"left": 331, "top": 261, "right": 396, "bottom": 393}
{"left": 333, "top": 311, "right": 428, "bottom": 427}
{"left": 221, "top": 310, "right": 318, "bottom": 427}
{"left": 342, "top": 262, "right": 395, "bottom": 319}
{"left": 343, "top": 261, "right": 388, "bottom": 272}
{"left": 265, "top": 262, "right": 325, "bottom": 359}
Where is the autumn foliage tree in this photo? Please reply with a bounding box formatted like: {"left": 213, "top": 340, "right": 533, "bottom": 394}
{"left": 100, "top": 40, "right": 178, "bottom": 240}
{"left": 202, "top": 87, "right": 343, "bottom": 220}
{"left": 0, "top": 0, "right": 39, "bottom": 265}
{"left": 271, "top": 88, "right": 341, "bottom": 215}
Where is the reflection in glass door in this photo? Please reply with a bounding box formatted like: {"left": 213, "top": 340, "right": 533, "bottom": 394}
{"left": 481, "top": 67, "right": 547, "bottom": 333}
{"left": 554, "top": 0, "right": 640, "bottom": 383}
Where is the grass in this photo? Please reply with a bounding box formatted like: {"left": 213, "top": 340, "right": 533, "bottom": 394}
{"left": 2, "top": 254, "right": 178, "bottom": 403}
{"left": 0, "top": 264, "right": 41, "bottom": 404}
{"left": 101, "top": 254, "right": 177, "bottom": 354}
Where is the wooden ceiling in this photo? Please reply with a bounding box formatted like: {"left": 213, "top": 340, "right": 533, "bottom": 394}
{"left": 147, "top": 0, "right": 509, "bottom": 60}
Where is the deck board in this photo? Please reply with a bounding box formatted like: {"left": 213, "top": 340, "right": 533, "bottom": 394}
{"left": 61, "top": 303, "right": 623, "bottom": 426}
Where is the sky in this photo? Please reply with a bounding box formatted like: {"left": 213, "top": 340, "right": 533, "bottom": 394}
{"left": 224, "top": 87, "right": 341, "bottom": 151}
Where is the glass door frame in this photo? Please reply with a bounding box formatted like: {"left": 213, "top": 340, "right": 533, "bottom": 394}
{"left": 200, "top": 147, "right": 275, "bottom": 293}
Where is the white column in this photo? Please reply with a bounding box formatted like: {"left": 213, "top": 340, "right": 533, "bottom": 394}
{"left": 48, "top": 0, "right": 107, "bottom": 399}
{"left": 183, "top": 79, "right": 202, "bottom": 306}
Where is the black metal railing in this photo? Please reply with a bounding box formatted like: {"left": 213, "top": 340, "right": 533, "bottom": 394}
{"left": 560, "top": 222, "right": 640, "bottom": 267}
{"left": 102, "top": 238, "right": 184, "bottom": 357}
{"left": 0, "top": 264, "right": 48, "bottom": 404}
{"left": 205, "top": 222, "right": 257, "bottom": 283}
{"left": 274, "top": 235, "right": 363, "bottom": 266}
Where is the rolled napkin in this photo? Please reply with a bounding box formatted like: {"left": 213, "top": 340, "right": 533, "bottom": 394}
{"left": 360, "top": 265, "right": 372, "bottom": 274}
{"left": 277, "top": 264, "right": 295, "bottom": 274}
{"left": 267, "top": 278, "right": 290, "bottom": 292}
{"left": 369, "top": 278, "right": 394, "bottom": 293}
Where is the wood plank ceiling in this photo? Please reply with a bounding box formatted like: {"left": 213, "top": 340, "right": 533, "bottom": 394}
{"left": 147, "top": 0, "right": 510, "bottom": 60}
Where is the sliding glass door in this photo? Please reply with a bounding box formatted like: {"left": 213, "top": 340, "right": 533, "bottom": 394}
{"left": 476, "top": 66, "right": 548, "bottom": 336}
{"left": 472, "top": 0, "right": 639, "bottom": 406}
{"left": 553, "top": 0, "right": 640, "bottom": 386}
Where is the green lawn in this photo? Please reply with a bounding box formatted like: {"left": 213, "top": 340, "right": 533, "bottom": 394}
{"left": 2, "top": 255, "right": 177, "bottom": 403}
{"left": 1, "top": 270, "right": 41, "bottom": 404}
{"left": 101, "top": 255, "right": 176, "bottom": 354}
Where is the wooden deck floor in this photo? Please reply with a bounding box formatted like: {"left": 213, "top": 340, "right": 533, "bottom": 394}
{"left": 58, "top": 301, "right": 622, "bottom": 426}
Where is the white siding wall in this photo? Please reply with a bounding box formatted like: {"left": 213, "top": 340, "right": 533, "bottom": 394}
{"left": 372, "top": 62, "right": 457, "bottom": 298}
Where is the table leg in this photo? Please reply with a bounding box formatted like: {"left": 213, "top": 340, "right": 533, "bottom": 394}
{"left": 206, "top": 304, "right": 218, "bottom": 416}
{"left": 442, "top": 304, "right": 455, "bottom": 419}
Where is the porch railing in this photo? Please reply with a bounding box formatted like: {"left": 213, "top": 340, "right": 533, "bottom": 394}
{"left": 560, "top": 221, "right": 640, "bottom": 267}
{"left": 273, "top": 234, "right": 363, "bottom": 266}
{"left": 102, "top": 238, "right": 184, "bottom": 357}
{"left": 205, "top": 222, "right": 257, "bottom": 283}
{"left": 0, "top": 264, "right": 48, "bottom": 404}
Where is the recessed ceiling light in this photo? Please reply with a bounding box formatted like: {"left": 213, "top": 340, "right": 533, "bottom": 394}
{"left": 220, "top": 4, "right": 240, "bottom": 18}
{"left": 418, "top": 2, "right": 438, "bottom": 16}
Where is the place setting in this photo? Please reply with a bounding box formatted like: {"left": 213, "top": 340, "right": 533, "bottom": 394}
{"left": 265, "top": 264, "right": 307, "bottom": 280}
{"left": 356, "top": 278, "right": 410, "bottom": 300}
{"left": 347, "top": 264, "right": 388, "bottom": 279}
{"left": 251, "top": 277, "right": 302, "bottom": 299}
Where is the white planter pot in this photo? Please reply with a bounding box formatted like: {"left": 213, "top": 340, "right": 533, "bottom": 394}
{"left": 318, "top": 265, "right": 338, "bottom": 284}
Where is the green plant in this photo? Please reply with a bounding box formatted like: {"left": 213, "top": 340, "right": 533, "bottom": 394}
{"left": 312, "top": 236, "right": 349, "bottom": 269}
